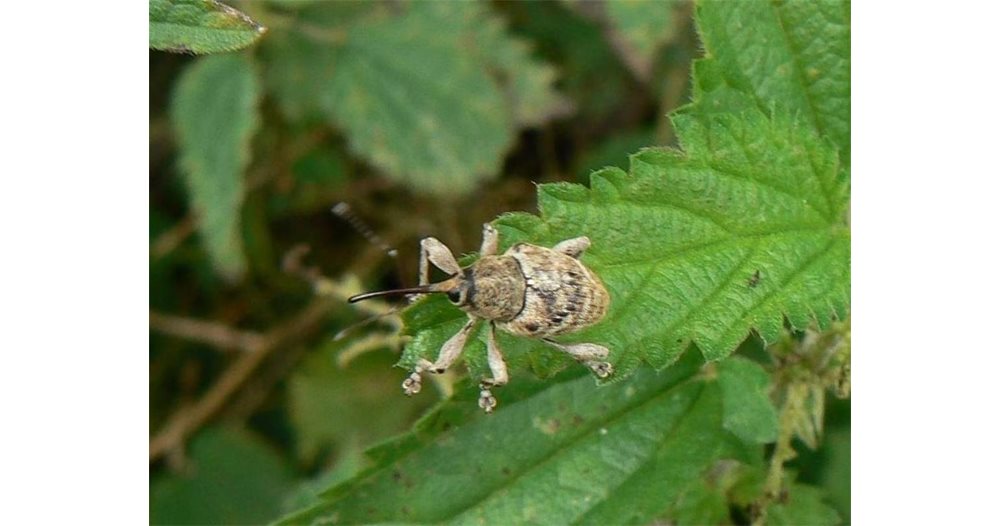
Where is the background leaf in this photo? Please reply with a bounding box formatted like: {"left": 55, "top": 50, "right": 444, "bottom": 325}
{"left": 150, "top": 0, "right": 266, "bottom": 54}
{"left": 150, "top": 428, "right": 294, "bottom": 525}
{"left": 718, "top": 356, "right": 779, "bottom": 444}
{"left": 768, "top": 483, "right": 841, "bottom": 526}
{"left": 259, "top": 2, "right": 567, "bottom": 195}
{"left": 402, "top": 103, "right": 850, "bottom": 381}
{"left": 277, "top": 350, "right": 770, "bottom": 525}
{"left": 171, "top": 53, "right": 260, "bottom": 279}
{"left": 501, "top": 1, "right": 633, "bottom": 124}
{"left": 288, "top": 343, "right": 433, "bottom": 464}
{"left": 603, "top": 0, "right": 676, "bottom": 66}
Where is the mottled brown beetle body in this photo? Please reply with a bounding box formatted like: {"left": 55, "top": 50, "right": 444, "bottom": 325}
{"left": 499, "top": 243, "right": 609, "bottom": 337}
{"left": 349, "top": 224, "right": 613, "bottom": 413}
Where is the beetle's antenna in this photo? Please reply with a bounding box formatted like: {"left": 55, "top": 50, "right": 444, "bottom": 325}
{"left": 333, "top": 309, "right": 396, "bottom": 340}
{"left": 348, "top": 285, "right": 441, "bottom": 304}
{"left": 332, "top": 202, "right": 398, "bottom": 259}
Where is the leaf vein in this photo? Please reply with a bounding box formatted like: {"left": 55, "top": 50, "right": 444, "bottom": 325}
{"left": 726, "top": 234, "right": 843, "bottom": 341}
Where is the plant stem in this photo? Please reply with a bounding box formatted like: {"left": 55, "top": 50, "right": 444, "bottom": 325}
{"left": 149, "top": 297, "right": 335, "bottom": 463}
{"left": 752, "top": 380, "right": 807, "bottom": 526}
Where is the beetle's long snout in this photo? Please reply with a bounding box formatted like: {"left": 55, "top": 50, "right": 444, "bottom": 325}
{"left": 348, "top": 284, "right": 441, "bottom": 303}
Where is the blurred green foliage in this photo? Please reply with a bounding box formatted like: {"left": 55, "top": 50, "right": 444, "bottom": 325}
{"left": 150, "top": 428, "right": 294, "bottom": 524}
{"left": 149, "top": 1, "right": 849, "bottom": 524}
{"left": 150, "top": 0, "right": 267, "bottom": 54}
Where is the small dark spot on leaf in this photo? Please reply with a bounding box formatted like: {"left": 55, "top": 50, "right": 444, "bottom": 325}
{"left": 748, "top": 269, "right": 761, "bottom": 288}
{"left": 572, "top": 414, "right": 584, "bottom": 426}
{"left": 501, "top": 466, "right": 511, "bottom": 476}
{"left": 392, "top": 470, "right": 403, "bottom": 482}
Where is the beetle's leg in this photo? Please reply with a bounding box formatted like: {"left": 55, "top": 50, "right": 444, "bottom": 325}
{"left": 478, "top": 322, "right": 508, "bottom": 414}
{"left": 403, "top": 314, "right": 479, "bottom": 396}
{"left": 542, "top": 339, "right": 614, "bottom": 379}
{"left": 433, "top": 315, "right": 479, "bottom": 372}
{"left": 419, "top": 237, "right": 462, "bottom": 285}
{"left": 552, "top": 236, "right": 591, "bottom": 259}
{"left": 480, "top": 223, "right": 499, "bottom": 257}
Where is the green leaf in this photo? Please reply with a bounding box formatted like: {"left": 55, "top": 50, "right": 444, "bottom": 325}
{"left": 768, "top": 483, "right": 841, "bottom": 526}
{"left": 259, "top": 2, "right": 567, "bottom": 195}
{"left": 402, "top": 103, "right": 849, "bottom": 381}
{"left": 276, "top": 350, "right": 765, "bottom": 525}
{"left": 257, "top": 2, "right": 366, "bottom": 123}
{"left": 171, "top": 53, "right": 260, "bottom": 279}
{"left": 289, "top": 344, "right": 433, "bottom": 463}
{"left": 602, "top": 0, "right": 677, "bottom": 78}
{"left": 663, "top": 477, "right": 732, "bottom": 526}
{"left": 815, "top": 425, "right": 851, "bottom": 522}
{"left": 502, "top": 1, "right": 633, "bottom": 122}
{"left": 150, "top": 0, "right": 266, "bottom": 54}
{"left": 717, "top": 356, "right": 779, "bottom": 444}
{"left": 471, "top": 10, "right": 574, "bottom": 127}
{"left": 150, "top": 428, "right": 294, "bottom": 525}
{"left": 793, "top": 399, "right": 851, "bottom": 522}
{"left": 693, "top": 0, "right": 850, "bottom": 162}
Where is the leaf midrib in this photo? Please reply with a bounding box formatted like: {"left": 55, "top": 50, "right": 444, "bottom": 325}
{"left": 152, "top": 21, "right": 257, "bottom": 33}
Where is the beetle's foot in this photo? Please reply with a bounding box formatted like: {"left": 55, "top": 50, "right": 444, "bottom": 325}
{"left": 589, "top": 361, "right": 614, "bottom": 379}
{"left": 478, "top": 384, "right": 498, "bottom": 414}
{"left": 402, "top": 372, "right": 422, "bottom": 396}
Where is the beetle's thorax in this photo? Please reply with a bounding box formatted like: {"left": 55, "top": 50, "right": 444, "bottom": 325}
{"left": 458, "top": 255, "right": 526, "bottom": 321}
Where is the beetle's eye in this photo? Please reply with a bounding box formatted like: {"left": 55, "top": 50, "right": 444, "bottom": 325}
{"left": 447, "top": 289, "right": 462, "bottom": 304}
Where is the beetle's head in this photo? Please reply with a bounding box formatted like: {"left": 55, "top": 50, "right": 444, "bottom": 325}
{"left": 450, "top": 256, "right": 526, "bottom": 320}
{"left": 348, "top": 256, "right": 526, "bottom": 321}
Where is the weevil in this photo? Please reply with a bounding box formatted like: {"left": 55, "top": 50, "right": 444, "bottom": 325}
{"left": 349, "top": 224, "right": 613, "bottom": 413}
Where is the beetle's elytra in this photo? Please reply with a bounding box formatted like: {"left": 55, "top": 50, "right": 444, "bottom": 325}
{"left": 349, "top": 224, "right": 612, "bottom": 413}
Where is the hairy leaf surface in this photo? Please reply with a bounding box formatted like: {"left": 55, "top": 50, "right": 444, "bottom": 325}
{"left": 150, "top": 0, "right": 266, "bottom": 54}
{"left": 171, "top": 53, "right": 260, "bottom": 279}
{"left": 276, "top": 351, "right": 773, "bottom": 525}
{"left": 693, "top": 0, "right": 850, "bottom": 162}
